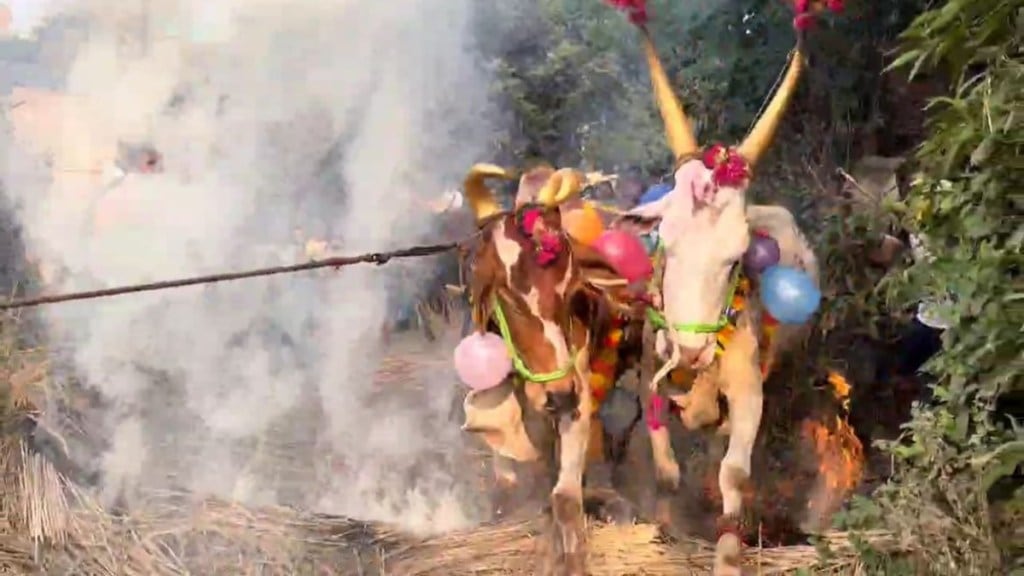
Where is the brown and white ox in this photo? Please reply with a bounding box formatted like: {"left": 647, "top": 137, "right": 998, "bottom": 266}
{"left": 458, "top": 162, "right": 640, "bottom": 575}
{"left": 615, "top": 23, "right": 821, "bottom": 576}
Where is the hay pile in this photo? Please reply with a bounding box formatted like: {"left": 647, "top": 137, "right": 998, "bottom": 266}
{"left": 0, "top": 474, "right": 901, "bottom": 576}
{"left": 0, "top": 315, "right": 904, "bottom": 575}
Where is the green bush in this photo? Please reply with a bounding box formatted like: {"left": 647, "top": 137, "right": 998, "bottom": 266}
{"left": 846, "top": 1, "right": 1023, "bottom": 573}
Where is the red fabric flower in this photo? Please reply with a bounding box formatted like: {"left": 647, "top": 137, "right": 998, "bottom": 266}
{"left": 604, "top": 0, "right": 648, "bottom": 26}
{"left": 826, "top": 0, "right": 844, "bottom": 13}
{"left": 535, "top": 232, "right": 563, "bottom": 266}
{"left": 794, "top": 0, "right": 810, "bottom": 12}
{"left": 702, "top": 144, "right": 751, "bottom": 189}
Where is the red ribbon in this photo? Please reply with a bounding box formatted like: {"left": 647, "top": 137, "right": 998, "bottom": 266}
{"left": 646, "top": 394, "right": 667, "bottom": 431}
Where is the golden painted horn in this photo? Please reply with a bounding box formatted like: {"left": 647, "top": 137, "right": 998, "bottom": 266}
{"left": 640, "top": 29, "right": 699, "bottom": 160}
{"left": 463, "top": 163, "right": 516, "bottom": 222}
{"left": 536, "top": 168, "right": 585, "bottom": 206}
{"left": 736, "top": 48, "right": 805, "bottom": 168}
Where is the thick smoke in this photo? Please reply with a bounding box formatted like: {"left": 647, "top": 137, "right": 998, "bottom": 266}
{"left": 2, "top": 0, "right": 495, "bottom": 533}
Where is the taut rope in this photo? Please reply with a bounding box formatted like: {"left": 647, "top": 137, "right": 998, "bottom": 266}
{"left": 1, "top": 238, "right": 475, "bottom": 310}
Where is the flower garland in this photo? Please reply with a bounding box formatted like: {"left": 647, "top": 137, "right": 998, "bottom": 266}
{"left": 590, "top": 316, "right": 624, "bottom": 406}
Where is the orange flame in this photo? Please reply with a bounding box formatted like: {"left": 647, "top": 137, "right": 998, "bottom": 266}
{"left": 800, "top": 371, "right": 864, "bottom": 529}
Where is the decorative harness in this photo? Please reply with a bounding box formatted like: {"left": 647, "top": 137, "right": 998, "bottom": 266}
{"left": 491, "top": 295, "right": 579, "bottom": 385}
{"left": 643, "top": 238, "right": 778, "bottom": 375}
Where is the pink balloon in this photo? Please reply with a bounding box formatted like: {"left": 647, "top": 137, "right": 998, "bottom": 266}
{"left": 453, "top": 332, "right": 513, "bottom": 391}
{"left": 593, "top": 230, "right": 653, "bottom": 282}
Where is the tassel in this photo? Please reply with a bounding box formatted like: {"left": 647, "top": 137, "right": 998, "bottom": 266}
{"left": 604, "top": 0, "right": 648, "bottom": 26}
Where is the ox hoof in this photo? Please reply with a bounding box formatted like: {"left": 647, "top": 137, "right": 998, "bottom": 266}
{"left": 713, "top": 517, "right": 744, "bottom": 576}
{"left": 713, "top": 533, "right": 743, "bottom": 575}
{"left": 541, "top": 492, "right": 586, "bottom": 576}
{"left": 654, "top": 460, "right": 681, "bottom": 494}
{"left": 583, "top": 488, "right": 636, "bottom": 525}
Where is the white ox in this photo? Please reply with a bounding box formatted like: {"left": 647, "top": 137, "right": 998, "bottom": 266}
{"left": 617, "top": 22, "right": 820, "bottom": 576}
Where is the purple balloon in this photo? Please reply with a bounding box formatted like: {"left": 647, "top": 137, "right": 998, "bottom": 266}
{"left": 743, "top": 233, "right": 781, "bottom": 274}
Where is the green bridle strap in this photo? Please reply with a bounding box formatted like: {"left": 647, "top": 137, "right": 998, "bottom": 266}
{"left": 645, "top": 243, "right": 743, "bottom": 335}
{"left": 491, "top": 296, "right": 577, "bottom": 384}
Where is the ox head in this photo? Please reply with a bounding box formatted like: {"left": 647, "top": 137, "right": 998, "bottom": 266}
{"left": 618, "top": 25, "right": 805, "bottom": 367}
{"left": 464, "top": 163, "right": 613, "bottom": 415}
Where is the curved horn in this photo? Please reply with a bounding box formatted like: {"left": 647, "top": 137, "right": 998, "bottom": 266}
{"left": 640, "top": 29, "right": 699, "bottom": 160}
{"left": 736, "top": 48, "right": 805, "bottom": 167}
{"left": 463, "top": 163, "right": 516, "bottom": 222}
{"left": 536, "top": 168, "right": 585, "bottom": 206}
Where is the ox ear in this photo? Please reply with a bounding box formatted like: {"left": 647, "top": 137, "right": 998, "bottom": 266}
{"left": 572, "top": 240, "right": 624, "bottom": 287}
{"left": 611, "top": 191, "right": 670, "bottom": 236}
{"left": 468, "top": 241, "right": 499, "bottom": 331}
{"left": 612, "top": 214, "right": 660, "bottom": 238}
{"left": 569, "top": 239, "right": 638, "bottom": 319}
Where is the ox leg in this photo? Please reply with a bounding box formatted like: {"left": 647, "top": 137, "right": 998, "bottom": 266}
{"left": 491, "top": 453, "right": 519, "bottom": 520}
{"left": 581, "top": 416, "right": 636, "bottom": 525}
{"left": 714, "top": 375, "right": 763, "bottom": 575}
{"left": 415, "top": 301, "right": 436, "bottom": 341}
{"left": 639, "top": 325, "right": 680, "bottom": 527}
{"left": 543, "top": 404, "right": 591, "bottom": 576}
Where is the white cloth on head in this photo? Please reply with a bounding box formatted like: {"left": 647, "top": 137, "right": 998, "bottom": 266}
{"left": 909, "top": 232, "right": 953, "bottom": 330}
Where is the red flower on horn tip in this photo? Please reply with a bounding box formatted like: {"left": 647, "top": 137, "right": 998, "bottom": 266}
{"left": 793, "top": 12, "right": 816, "bottom": 30}
{"left": 604, "top": 0, "right": 648, "bottom": 25}
{"left": 826, "top": 0, "right": 844, "bottom": 13}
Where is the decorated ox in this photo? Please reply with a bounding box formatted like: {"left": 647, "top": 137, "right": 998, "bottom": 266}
{"left": 605, "top": 2, "right": 831, "bottom": 574}
{"left": 457, "top": 162, "right": 642, "bottom": 575}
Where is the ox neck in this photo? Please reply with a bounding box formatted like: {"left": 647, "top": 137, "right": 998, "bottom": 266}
{"left": 646, "top": 239, "right": 743, "bottom": 335}
{"left": 491, "top": 295, "right": 578, "bottom": 385}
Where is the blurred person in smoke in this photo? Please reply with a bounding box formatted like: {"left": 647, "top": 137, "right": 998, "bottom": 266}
{"left": 379, "top": 188, "right": 472, "bottom": 344}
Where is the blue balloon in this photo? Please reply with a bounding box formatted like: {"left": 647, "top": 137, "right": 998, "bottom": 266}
{"left": 637, "top": 183, "right": 673, "bottom": 206}
{"left": 760, "top": 265, "right": 821, "bottom": 324}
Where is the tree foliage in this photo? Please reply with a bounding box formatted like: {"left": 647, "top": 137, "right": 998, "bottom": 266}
{"left": 479, "top": 0, "right": 924, "bottom": 179}
{"left": 844, "top": 0, "right": 1023, "bottom": 573}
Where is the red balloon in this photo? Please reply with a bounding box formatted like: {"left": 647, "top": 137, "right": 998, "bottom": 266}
{"left": 593, "top": 230, "right": 653, "bottom": 283}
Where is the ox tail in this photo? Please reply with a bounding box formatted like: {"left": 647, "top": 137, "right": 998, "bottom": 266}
{"left": 647, "top": 330, "right": 682, "bottom": 393}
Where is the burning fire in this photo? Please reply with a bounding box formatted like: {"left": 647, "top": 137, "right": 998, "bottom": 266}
{"left": 800, "top": 370, "right": 864, "bottom": 530}
{"left": 696, "top": 371, "right": 865, "bottom": 541}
